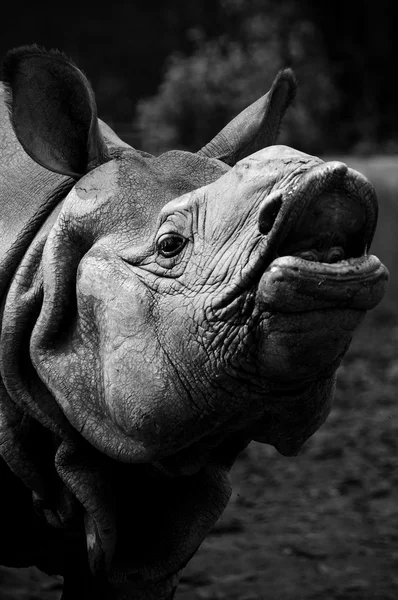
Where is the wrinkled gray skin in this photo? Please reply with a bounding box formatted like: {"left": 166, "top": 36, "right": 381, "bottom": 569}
{"left": 0, "top": 46, "right": 389, "bottom": 599}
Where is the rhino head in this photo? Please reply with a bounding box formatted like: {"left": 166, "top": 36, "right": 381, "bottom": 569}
{"left": 0, "top": 46, "right": 388, "bottom": 599}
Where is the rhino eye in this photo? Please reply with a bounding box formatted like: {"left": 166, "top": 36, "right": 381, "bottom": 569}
{"left": 157, "top": 233, "right": 187, "bottom": 258}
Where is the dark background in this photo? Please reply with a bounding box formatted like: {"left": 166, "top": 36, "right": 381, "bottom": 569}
{"left": 2, "top": 0, "right": 397, "bottom": 155}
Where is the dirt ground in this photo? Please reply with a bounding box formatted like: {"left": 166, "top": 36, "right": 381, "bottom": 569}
{"left": 177, "top": 308, "right": 398, "bottom": 600}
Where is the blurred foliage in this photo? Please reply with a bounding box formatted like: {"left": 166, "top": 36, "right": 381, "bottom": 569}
{"left": 1, "top": 0, "right": 397, "bottom": 155}
{"left": 135, "top": 2, "right": 339, "bottom": 155}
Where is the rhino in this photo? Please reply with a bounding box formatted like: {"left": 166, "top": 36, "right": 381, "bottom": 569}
{"left": 0, "top": 45, "right": 388, "bottom": 599}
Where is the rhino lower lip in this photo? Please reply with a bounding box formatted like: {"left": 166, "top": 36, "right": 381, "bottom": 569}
{"left": 259, "top": 254, "right": 388, "bottom": 312}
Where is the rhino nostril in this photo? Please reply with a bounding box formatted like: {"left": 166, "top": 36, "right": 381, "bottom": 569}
{"left": 294, "top": 250, "right": 320, "bottom": 261}
{"left": 258, "top": 193, "right": 282, "bottom": 235}
{"left": 326, "top": 246, "right": 345, "bottom": 263}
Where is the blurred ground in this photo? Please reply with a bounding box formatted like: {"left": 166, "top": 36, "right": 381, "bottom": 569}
{"left": 0, "top": 566, "right": 63, "bottom": 600}
{"left": 176, "top": 156, "right": 398, "bottom": 599}
{"left": 177, "top": 310, "right": 398, "bottom": 600}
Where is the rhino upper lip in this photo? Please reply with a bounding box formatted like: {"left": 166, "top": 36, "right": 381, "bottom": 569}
{"left": 268, "top": 161, "right": 377, "bottom": 264}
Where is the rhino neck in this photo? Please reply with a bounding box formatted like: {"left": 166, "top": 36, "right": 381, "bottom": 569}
{"left": 0, "top": 83, "right": 74, "bottom": 304}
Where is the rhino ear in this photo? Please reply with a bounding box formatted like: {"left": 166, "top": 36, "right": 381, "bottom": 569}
{"left": 198, "top": 69, "right": 297, "bottom": 166}
{"left": 1, "top": 45, "right": 110, "bottom": 178}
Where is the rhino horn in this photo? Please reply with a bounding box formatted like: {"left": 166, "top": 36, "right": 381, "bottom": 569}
{"left": 1, "top": 45, "right": 110, "bottom": 178}
{"left": 198, "top": 68, "right": 296, "bottom": 166}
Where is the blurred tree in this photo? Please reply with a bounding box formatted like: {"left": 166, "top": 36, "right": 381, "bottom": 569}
{"left": 1, "top": 0, "right": 396, "bottom": 154}
{"left": 134, "top": 0, "right": 339, "bottom": 154}
{"left": 1, "top": 1, "right": 226, "bottom": 125}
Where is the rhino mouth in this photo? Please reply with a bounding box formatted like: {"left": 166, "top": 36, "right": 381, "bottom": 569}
{"left": 258, "top": 161, "right": 388, "bottom": 311}
{"left": 275, "top": 162, "right": 374, "bottom": 262}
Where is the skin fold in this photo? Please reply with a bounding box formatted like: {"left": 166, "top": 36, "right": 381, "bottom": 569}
{"left": 0, "top": 46, "right": 389, "bottom": 599}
